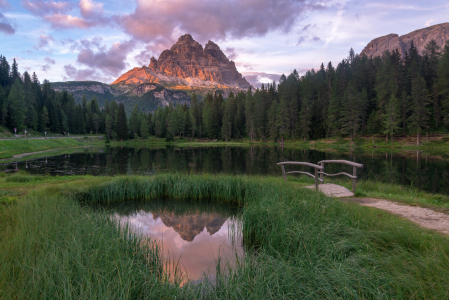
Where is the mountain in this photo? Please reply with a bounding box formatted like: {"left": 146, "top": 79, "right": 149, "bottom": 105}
{"left": 51, "top": 81, "right": 190, "bottom": 114}
{"left": 112, "top": 34, "right": 251, "bottom": 94}
{"left": 50, "top": 34, "right": 251, "bottom": 113}
{"left": 361, "top": 23, "right": 449, "bottom": 59}
{"left": 152, "top": 211, "right": 227, "bottom": 242}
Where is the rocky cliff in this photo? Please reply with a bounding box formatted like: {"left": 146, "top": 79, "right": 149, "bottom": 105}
{"left": 152, "top": 211, "right": 227, "bottom": 242}
{"left": 112, "top": 34, "right": 251, "bottom": 90}
{"left": 361, "top": 22, "right": 449, "bottom": 59}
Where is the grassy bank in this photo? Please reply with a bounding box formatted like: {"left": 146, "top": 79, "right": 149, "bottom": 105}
{"left": 1, "top": 173, "right": 449, "bottom": 298}
{"left": 0, "top": 137, "right": 106, "bottom": 160}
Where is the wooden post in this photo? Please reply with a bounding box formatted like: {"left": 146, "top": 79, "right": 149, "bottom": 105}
{"left": 352, "top": 166, "right": 357, "bottom": 193}
{"left": 281, "top": 165, "right": 287, "bottom": 182}
{"left": 320, "top": 162, "right": 324, "bottom": 182}
{"left": 314, "top": 168, "right": 319, "bottom": 191}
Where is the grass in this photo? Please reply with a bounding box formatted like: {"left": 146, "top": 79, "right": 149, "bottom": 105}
{"left": 0, "top": 138, "right": 105, "bottom": 159}
{"left": 1, "top": 173, "right": 449, "bottom": 298}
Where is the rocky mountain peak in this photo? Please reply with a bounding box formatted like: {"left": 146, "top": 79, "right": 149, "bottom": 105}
{"left": 361, "top": 22, "right": 449, "bottom": 59}
{"left": 205, "top": 40, "right": 220, "bottom": 50}
{"left": 112, "top": 34, "right": 251, "bottom": 89}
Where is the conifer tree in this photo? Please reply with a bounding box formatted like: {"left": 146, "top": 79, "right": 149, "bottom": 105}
{"left": 340, "top": 82, "right": 361, "bottom": 143}
{"left": 409, "top": 75, "right": 430, "bottom": 145}
{"left": 8, "top": 78, "right": 25, "bottom": 131}
{"left": 116, "top": 103, "right": 128, "bottom": 140}
{"left": 383, "top": 95, "right": 400, "bottom": 144}
{"left": 140, "top": 118, "right": 149, "bottom": 139}
{"left": 437, "top": 41, "right": 449, "bottom": 126}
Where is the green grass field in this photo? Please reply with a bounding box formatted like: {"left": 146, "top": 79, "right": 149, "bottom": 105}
{"left": 1, "top": 173, "right": 449, "bottom": 299}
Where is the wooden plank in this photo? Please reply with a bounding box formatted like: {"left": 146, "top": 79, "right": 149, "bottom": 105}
{"left": 277, "top": 161, "right": 324, "bottom": 170}
{"left": 352, "top": 166, "right": 357, "bottom": 192}
{"left": 318, "top": 171, "right": 356, "bottom": 179}
{"left": 317, "top": 160, "right": 363, "bottom": 168}
{"left": 281, "top": 165, "right": 287, "bottom": 182}
{"left": 285, "top": 171, "right": 324, "bottom": 182}
{"left": 304, "top": 183, "right": 354, "bottom": 198}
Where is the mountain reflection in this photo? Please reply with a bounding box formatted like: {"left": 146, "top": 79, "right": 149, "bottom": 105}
{"left": 152, "top": 211, "right": 227, "bottom": 242}
{"left": 111, "top": 201, "right": 244, "bottom": 284}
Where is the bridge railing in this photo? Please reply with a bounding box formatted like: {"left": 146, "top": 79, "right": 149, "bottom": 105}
{"left": 276, "top": 161, "right": 324, "bottom": 191}
{"left": 317, "top": 160, "right": 363, "bottom": 192}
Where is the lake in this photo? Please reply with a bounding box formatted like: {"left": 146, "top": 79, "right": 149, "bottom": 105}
{"left": 3, "top": 145, "right": 448, "bottom": 194}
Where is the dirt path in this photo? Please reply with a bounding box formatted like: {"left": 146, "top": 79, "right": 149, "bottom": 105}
{"left": 344, "top": 198, "right": 449, "bottom": 235}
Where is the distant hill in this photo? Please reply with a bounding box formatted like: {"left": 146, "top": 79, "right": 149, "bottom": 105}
{"left": 50, "top": 81, "right": 190, "bottom": 114}
{"left": 361, "top": 22, "right": 449, "bottom": 59}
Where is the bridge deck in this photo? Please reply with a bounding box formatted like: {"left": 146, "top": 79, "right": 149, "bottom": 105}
{"left": 304, "top": 183, "right": 354, "bottom": 198}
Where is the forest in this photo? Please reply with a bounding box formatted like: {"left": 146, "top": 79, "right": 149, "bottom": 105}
{"left": 1, "top": 38, "right": 448, "bottom": 143}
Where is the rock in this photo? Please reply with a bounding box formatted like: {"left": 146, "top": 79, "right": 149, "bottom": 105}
{"left": 361, "top": 22, "right": 449, "bottom": 59}
{"left": 112, "top": 34, "right": 251, "bottom": 89}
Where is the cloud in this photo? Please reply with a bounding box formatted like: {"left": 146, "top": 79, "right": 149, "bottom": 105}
{"left": 22, "top": 0, "right": 72, "bottom": 15}
{"left": 425, "top": 19, "right": 436, "bottom": 26}
{"left": 118, "top": 0, "right": 325, "bottom": 46}
{"left": 44, "top": 56, "right": 55, "bottom": 64}
{"left": 63, "top": 64, "right": 110, "bottom": 82}
{"left": 79, "top": 0, "right": 103, "bottom": 19}
{"left": 22, "top": 0, "right": 100, "bottom": 29}
{"left": 76, "top": 39, "right": 135, "bottom": 77}
{"left": 0, "top": 12, "right": 14, "bottom": 34}
{"left": 35, "top": 34, "right": 55, "bottom": 49}
{"left": 241, "top": 71, "right": 281, "bottom": 88}
{"left": 44, "top": 13, "right": 93, "bottom": 28}
{"left": 297, "top": 36, "right": 307, "bottom": 45}
{"left": 0, "top": 0, "right": 10, "bottom": 8}
{"left": 224, "top": 47, "right": 237, "bottom": 60}
{"left": 312, "top": 36, "right": 321, "bottom": 41}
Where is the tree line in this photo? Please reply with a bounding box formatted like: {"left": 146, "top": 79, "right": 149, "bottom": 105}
{"left": 147, "top": 39, "right": 449, "bottom": 144}
{"left": 1, "top": 39, "right": 448, "bottom": 143}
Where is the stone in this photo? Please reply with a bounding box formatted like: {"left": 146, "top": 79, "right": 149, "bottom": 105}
{"left": 361, "top": 22, "right": 449, "bottom": 59}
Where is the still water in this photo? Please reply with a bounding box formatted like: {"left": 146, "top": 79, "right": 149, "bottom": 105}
{"left": 3, "top": 146, "right": 449, "bottom": 194}
{"left": 109, "top": 200, "right": 243, "bottom": 285}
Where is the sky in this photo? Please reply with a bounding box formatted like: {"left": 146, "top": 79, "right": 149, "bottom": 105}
{"left": 1, "top": 0, "right": 449, "bottom": 87}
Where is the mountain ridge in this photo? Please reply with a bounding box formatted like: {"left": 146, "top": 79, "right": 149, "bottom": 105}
{"left": 112, "top": 34, "right": 251, "bottom": 90}
{"left": 360, "top": 22, "right": 449, "bottom": 58}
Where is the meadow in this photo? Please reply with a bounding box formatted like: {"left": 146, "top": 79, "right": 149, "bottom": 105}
{"left": 1, "top": 172, "right": 449, "bottom": 299}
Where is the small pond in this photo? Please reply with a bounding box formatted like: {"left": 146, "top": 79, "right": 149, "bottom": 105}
{"left": 107, "top": 200, "right": 243, "bottom": 285}
{"left": 2, "top": 146, "right": 449, "bottom": 194}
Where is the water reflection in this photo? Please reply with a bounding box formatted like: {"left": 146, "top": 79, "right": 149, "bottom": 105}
{"left": 2, "top": 146, "right": 449, "bottom": 194}
{"left": 111, "top": 201, "right": 243, "bottom": 285}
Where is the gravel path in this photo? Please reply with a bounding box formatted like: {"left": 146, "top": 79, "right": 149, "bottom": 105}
{"left": 345, "top": 198, "right": 449, "bottom": 235}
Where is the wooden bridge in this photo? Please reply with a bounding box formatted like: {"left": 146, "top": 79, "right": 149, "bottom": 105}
{"left": 277, "top": 160, "right": 363, "bottom": 198}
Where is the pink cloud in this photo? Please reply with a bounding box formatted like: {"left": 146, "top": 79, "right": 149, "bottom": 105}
{"left": 22, "top": 0, "right": 72, "bottom": 15}
{"left": 0, "top": 0, "right": 10, "bottom": 8}
{"left": 79, "top": 0, "right": 103, "bottom": 19}
{"left": 118, "top": 0, "right": 325, "bottom": 46}
{"left": 45, "top": 13, "right": 93, "bottom": 28}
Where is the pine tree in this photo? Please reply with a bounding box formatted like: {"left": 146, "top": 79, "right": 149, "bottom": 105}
{"left": 383, "top": 95, "right": 400, "bottom": 144}
{"left": 140, "top": 118, "right": 149, "bottom": 139}
{"left": 116, "top": 103, "right": 128, "bottom": 140}
{"left": 105, "top": 114, "right": 113, "bottom": 138}
{"left": 340, "top": 82, "right": 361, "bottom": 143}
{"left": 8, "top": 78, "right": 25, "bottom": 131}
{"left": 437, "top": 41, "right": 449, "bottom": 127}
{"left": 409, "top": 75, "right": 430, "bottom": 145}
